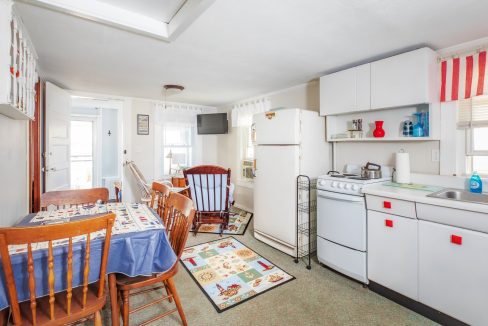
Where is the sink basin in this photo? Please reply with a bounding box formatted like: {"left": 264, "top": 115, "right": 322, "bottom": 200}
{"left": 427, "top": 188, "right": 488, "bottom": 205}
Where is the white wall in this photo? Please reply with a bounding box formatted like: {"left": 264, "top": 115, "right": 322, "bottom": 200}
{"left": 0, "top": 115, "right": 28, "bottom": 226}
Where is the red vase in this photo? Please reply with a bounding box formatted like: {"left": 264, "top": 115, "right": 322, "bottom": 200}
{"left": 373, "top": 120, "right": 385, "bottom": 138}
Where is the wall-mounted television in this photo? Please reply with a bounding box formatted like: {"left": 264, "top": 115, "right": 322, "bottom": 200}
{"left": 197, "top": 113, "right": 228, "bottom": 135}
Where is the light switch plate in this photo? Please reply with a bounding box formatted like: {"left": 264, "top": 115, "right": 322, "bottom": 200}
{"left": 431, "top": 149, "right": 440, "bottom": 162}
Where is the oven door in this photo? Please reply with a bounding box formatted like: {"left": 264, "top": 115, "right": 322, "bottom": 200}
{"left": 317, "top": 190, "right": 367, "bottom": 251}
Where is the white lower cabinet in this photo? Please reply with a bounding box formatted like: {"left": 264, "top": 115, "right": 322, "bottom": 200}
{"left": 367, "top": 210, "right": 418, "bottom": 300}
{"left": 418, "top": 220, "right": 488, "bottom": 326}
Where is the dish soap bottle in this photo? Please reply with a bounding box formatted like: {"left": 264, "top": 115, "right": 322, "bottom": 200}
{"left": 469, "top": 172, "right": 483, "bottom": 193}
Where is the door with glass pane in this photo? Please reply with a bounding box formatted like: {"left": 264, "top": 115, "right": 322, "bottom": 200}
{"left": 163, "top": 124, "right": 193, "bottom": 175}
{"left": 70, "top": 120, "right": 95, "bottom": 189}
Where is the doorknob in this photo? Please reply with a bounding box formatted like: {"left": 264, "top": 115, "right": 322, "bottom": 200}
{"left": 49, "top": 167, "right": 56, "bottom": 172}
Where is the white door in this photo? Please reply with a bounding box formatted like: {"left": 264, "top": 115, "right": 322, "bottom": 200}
{"left": 45, "top": 82, "right": 71, "bottom": 191}
{"left": 253, "top": 109, "right": 300, "bottom": 145}
{"left": 317, "top": 190, "right": 366, "bottom": 251}
{"left": 419, "top": 220, "right": 488, "bottom": 325}
{"left": 254, "top": 145, "right": 299, "bottom": 246}
{"left": 368, "top": 211, "right": 418, "bottom": 300}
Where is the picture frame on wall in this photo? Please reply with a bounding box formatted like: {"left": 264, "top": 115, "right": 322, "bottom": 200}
{"left": 137, "top": 114, "right": 149, "bottom": 135}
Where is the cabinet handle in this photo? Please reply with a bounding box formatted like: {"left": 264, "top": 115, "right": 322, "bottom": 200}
{"left": 385, "top": 219, "right": 393, "bottom": 228}
{"left": 451, "top": 235, "right": 462, "bottom": 245}
{"left": 383, "top": 201, "right": 392, "bottom": 209}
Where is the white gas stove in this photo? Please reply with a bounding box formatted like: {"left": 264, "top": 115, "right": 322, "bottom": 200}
{"left": 316, "top": 168, "right": 391, "bottom": 284}
{"left": 317, "top": 173, "right": 391, "bottom": 196}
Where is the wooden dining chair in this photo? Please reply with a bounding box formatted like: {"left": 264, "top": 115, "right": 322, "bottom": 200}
{"left": 149, "top": 182, "right": 171, "bottom": 225}
{"left": 116, "top": 192, "right": 195, "bottom": 326}
{"left": 0, "top": 213, "right": 116, "bottom": 326}
{"left": 40, "top": 188, "right": 109, "bottom": 211}
{"left": 183, "top": 165, "right": 231, "bottom": 235}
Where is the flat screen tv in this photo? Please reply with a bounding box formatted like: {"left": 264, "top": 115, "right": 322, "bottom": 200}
{"left": 197, "top": 113, "right": 228, "bottom": 134}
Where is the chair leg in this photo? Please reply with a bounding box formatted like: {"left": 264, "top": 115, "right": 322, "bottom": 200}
{"left": 94, "top": 310, "right": 102, "bottom": 326}
{"left": 164, "top": 281, "right": 173, "bottom": 303}
{"left": 122, "top": 290, "right": 130, "bottom": 326}
{"left": 166, "top": 277, "right": 188, "bottom": 326}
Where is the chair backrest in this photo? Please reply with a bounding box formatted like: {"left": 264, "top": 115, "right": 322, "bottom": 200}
{"left": 0, "top": 214, "right": 116, "bottom": 325}
{"left": 127, "top": 161, "right": 151, "bottom": 202}
{"left": 41, "top": 188, "right": 109, "bottom": 210}
{"left": 183, "top": 165, "right": 231, "bottom": 213}
{"left": 150, "top": 182, "right": 171, "bottom": 225}
{"left": 161, "top": 192, "right": 195, "bottom": 259}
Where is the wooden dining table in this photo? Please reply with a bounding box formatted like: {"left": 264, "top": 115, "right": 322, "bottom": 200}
{"left": 0, "top": 202, "right": 176, "bottom": 326}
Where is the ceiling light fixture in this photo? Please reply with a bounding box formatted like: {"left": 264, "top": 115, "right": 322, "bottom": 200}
{"left": 161, "top": 84, "right": 184, "bottom": 109}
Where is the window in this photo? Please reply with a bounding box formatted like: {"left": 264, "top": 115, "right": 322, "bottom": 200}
{"left": 239, "top": 125, "right": 255, "bottom": 181}
{"left": 459, "top": 96, "right": 488, "bottom": 175}
{"left": 163, "top": 124, "right": 193, "bottom": 174}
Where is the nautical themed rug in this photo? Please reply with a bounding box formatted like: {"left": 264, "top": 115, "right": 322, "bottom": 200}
{"left": 191, "top": 206, "right": 253, "bottom": 235}
{"left": 181, "top": 237, "right": 295, "bottom": 312}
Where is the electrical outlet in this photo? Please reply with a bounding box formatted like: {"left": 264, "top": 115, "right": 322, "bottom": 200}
{"left": 431, "top": 149, "right": 440, "bottom": 162}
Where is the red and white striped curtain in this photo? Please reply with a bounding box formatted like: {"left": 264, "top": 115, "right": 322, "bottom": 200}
{"left": 440, "top": 50, "right": 487, "bottom": 102}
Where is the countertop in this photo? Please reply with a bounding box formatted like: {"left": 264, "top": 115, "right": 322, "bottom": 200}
{"left": 362, "top": 183, "right": 488, "bottom": 214}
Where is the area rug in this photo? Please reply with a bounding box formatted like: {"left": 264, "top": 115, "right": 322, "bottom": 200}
{"left": 191, "top": 206, "right": 253, "bottom": 235}
{"left": 181, "top": 237, "right": 295, "bottom": 312}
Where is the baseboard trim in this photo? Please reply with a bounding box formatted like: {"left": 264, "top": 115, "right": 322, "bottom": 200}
{"left": 368, "top": 281, "right": 468, "bottom": 326}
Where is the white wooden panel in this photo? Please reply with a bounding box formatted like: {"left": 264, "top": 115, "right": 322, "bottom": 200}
{"left": 419, "top": 220, "right": 488, "bottom": 325}
{"left": 368, "top": 210, "right": 418, "bottom": 300}
{"left": 371, "top": 47, "right": 437, "bottom": 109}
{"left": 253, "top": 108, "right": 300, "bottom": 145}
{"left": 366, "top": 194, "right": 417, "bottom": 219}
{"left": 254, "top": 145, "right": 299, "bottom": 246}
{"left": 46, "top": 82, "right": 71, "bottom": 191}
{"left": 320, "top": 68, "right": 356, "bottom": 116}
{"left": 356, "top": 63, "right": 371, "bottom": 110}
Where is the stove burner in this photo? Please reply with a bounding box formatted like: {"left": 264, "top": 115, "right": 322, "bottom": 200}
{"left": 330, "top": 175, "right": 346, "bottom": 178}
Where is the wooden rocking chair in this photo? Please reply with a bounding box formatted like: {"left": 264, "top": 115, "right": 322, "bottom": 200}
{"left": 183, "top": 165, "right": 231, "bottom": 235}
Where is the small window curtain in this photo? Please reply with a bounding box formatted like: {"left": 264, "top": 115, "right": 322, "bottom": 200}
{"left": 440, "top": 50, "right": 487, "bottom": 102}
{"left": 231, "top": 98, "right": 271, "bottom": 127}
{"left": 457, "top": 96, "right": 488, "bottom": 129}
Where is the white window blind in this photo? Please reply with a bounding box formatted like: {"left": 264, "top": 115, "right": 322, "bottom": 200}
{"left": 458, "top": 96, "right": 488, "bottom": 128}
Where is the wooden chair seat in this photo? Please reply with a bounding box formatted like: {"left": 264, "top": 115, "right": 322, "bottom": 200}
{"left": 18, "top": 283, "right": 104, "bottom": 326}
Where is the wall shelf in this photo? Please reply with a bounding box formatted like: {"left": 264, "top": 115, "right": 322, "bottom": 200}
{"left": 0, "top": 103, "right": 34, "bottom": 120}
{"left": 330, "top": 137, "right": 437, "bottom": 142}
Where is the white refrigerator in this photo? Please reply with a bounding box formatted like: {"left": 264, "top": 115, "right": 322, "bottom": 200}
{"left": 253, "top": 108, "right": 330, "bottom": 256}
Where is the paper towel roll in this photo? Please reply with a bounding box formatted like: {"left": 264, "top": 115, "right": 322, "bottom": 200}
{"left": 395, "top": 152, "right": 411, "bottom": 184}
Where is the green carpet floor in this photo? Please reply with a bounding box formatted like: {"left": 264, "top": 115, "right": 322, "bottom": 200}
{"left": 90, "top": 218, "right": 437, "bottom": 325}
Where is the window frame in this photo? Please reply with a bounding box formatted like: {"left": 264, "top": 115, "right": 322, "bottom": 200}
{"left": 162, "top": 123, "right": 194, "bottom": 174}
{"left": 465, "top": 127, "right": 488, "bottom": 176}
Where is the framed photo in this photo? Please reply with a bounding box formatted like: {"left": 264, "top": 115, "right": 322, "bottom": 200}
{"left": 137, "top": 114, "right": 149, "bottom": 135}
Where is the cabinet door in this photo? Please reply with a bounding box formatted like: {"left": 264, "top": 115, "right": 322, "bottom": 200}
{"left": 320, "top": 68, "right": 356, "bottom": 116}
{"left": 367, "top": 211, "right": 418, "bottom": 300}
{"left": 356, "top": 63, "right": 371, "bottom": 110}
{"left": 370, "top": 48, "right": 436, "bottom": 109}
{"left": 419, "top": 220, "right": 488, "bottom": 325}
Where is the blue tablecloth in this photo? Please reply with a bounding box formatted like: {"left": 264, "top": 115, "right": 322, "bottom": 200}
{"left": 0, "top": 208, "right": 177, "bottom": 310}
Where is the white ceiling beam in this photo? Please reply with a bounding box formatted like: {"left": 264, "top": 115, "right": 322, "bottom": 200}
{"left": 17, "top": 0, "right": 215, "bottom": 41}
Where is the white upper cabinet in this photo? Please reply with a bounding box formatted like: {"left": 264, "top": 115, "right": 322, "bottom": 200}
{"left": 320, "top": 63, "right": 370, "bottom": 116}
{"left": 320, "top": 47, "right": 438, "bottom": 116}
{"left": 371, "top": 47, "right": 438, "bottom": 109}
{"left": 0, "top": 0, "right": 38, "bottom": 120}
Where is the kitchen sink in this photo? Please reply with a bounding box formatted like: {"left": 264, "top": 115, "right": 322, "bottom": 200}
{"left": 427, "top": 188, "right": 488, "bottom": 205}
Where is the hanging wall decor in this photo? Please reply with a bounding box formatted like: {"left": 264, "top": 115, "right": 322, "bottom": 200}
{"left": 137, "top": 114, "right": 149, "bottom": 135}
{"left": 440, "top": 50, "right": 487, "bottom": 102}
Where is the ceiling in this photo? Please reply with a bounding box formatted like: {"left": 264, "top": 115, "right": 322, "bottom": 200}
{"left": 97, "top": 0, "right": 186, "bottom": 23}
{"left": 15, "top": 0, "right": 488, "bottom": 106}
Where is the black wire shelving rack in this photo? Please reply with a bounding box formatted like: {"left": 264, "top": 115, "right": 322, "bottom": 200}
{"left": 294, "top": 175, "right": 317, "bottom": 270}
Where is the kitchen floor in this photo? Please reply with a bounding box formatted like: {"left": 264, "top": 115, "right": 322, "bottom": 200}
{"left": 96, "top": 219, "right": 437, "bottom": 326}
